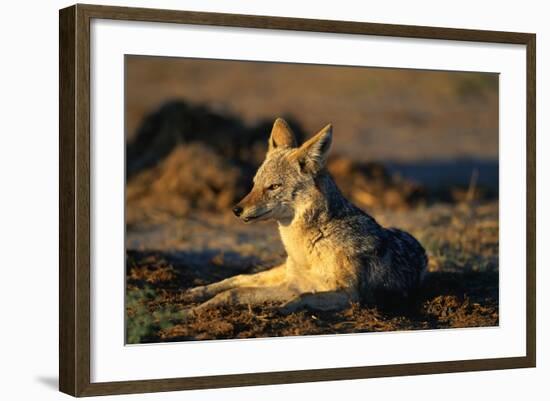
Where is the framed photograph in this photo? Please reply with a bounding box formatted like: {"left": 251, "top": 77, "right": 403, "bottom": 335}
{"left": 59, "top": 4, "right": 536, "bottom": 397}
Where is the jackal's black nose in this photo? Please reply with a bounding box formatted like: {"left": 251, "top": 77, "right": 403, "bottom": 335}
{"left": 233, "top": 206, "right": 243, "bottom": 217}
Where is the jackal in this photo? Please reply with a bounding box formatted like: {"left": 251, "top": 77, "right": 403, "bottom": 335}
{"left": 184, "top": 118, "right": 427, "bottom": 314}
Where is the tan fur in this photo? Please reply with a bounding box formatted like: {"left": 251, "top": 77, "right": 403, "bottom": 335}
{"left": 182, "top": 118, "right": 427, "bottom": 315}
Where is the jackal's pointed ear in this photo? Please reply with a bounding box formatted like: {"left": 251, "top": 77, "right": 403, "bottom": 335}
{"left": 268, "top": 118, "right": 297, "bottom": 152}
{"left": 293, "top": 124, "right": 332, "bottom": 174}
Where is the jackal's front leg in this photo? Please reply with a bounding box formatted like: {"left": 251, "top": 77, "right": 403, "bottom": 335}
{"left": 183, "top": 285, "right": 297, "bottom": 318}
{"left": 183, "top": 263, "right": 286, "bottom": 303}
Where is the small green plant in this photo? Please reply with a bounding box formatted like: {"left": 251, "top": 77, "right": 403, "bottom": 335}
{"left": 126, "top": 286, "right": 176, "bottom": 343}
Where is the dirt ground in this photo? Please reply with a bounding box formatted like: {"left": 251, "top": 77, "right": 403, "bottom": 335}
{"left": 126, "top": 201, "right": 498, "bottom": 343}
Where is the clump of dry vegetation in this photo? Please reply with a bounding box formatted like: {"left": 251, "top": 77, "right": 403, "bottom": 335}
{"left": 328, "top": 156, "right": 426, "bottom": 210}
{"left": 126, "top": 144, "right": 247, "bottom": 223}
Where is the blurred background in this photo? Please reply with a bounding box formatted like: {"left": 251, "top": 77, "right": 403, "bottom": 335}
{"left": 126, "top": 57, "right": 498, "bottom": 162}
{"left": 126, "top": 56, "right": 498, "bottom": 220}
{"left": 124, "top": 56, "right": 499, "bottom": 343}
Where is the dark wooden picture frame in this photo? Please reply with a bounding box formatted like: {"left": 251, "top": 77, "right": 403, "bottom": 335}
{"left": 59, "top": 3, "right": 536, "bottom": 397}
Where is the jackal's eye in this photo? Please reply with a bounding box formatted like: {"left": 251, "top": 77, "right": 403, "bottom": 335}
{"left": 266, "top": 183, "right": 282, "bottom": 191}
